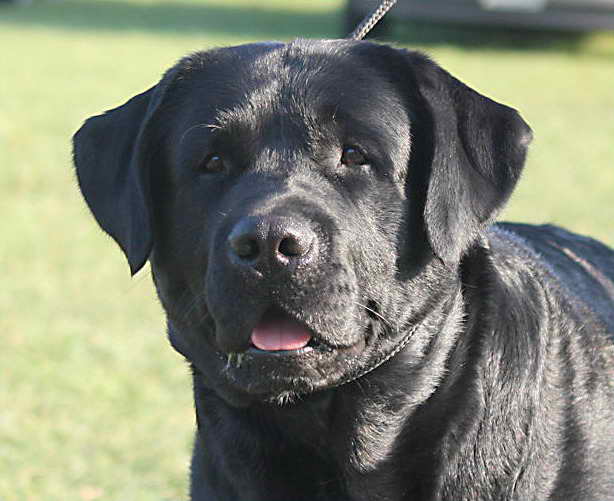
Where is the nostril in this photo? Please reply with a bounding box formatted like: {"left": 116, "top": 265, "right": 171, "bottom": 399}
{"left": 230, "top": 235, "right": 260, "bottom": 260}
{"left": 227, "top": 217, "right": 316, "bottom": 268}
{"left": 277, "top": 234, "right": 312, "bottom": 258}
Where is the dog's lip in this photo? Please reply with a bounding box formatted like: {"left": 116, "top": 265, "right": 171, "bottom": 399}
{"left": 246, "top": 344, "right": 316, "bottom": 357}
{"left": 244, "top": 307, "right": 368, "bottom": 356}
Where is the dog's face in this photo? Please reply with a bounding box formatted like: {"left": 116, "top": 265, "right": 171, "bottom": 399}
{"left": 74, "top": 40, "right": 531, "bottom": 406}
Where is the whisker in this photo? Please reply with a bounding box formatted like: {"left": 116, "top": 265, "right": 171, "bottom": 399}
{"left": 354, "top": 301, "right": 393, "bottom": 329}
{"left": 180, "top": 123, "right": 220, "bottom": 145}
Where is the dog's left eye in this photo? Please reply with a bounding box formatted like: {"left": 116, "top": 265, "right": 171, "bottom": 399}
{"left": 340, "top": 147, "right": 368, "bottom": 168}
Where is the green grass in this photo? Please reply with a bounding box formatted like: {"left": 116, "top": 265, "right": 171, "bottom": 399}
{"left": 1, "top": 1, "right": 613, "bottom": 499}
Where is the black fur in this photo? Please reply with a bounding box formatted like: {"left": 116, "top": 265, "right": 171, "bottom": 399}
{"left": 74, "top": 39, "right": 614, "bottom": 500}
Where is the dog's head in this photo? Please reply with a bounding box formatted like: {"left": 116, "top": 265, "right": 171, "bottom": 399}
{"left": 74, "top": 40, "right": 531, "bottom": 406}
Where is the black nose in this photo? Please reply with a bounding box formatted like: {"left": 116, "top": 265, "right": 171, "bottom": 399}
{"left": 227, "top": 216, "right": 316, "bottom": 268}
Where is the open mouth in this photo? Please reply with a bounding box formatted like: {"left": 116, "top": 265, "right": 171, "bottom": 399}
{"left": 219, "top": 306, "right": 369, "bottom": 377}
{"left": 250, "top": 309, "right": 312, "bottom": 351}
{"left": 219, "top": 306, "right": 371, "bottom": 396}
{"left": 246, "top": 308, "right": 333, "bottom": 356}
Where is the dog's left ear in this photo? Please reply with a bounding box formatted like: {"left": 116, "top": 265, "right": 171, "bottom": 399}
{"left": 401, "top": 51, "right": 533, "bottom": 266}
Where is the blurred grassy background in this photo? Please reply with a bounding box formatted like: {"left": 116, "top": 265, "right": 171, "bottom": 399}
{"left": 0, "top": 0, "right": 612, "bottom": 499}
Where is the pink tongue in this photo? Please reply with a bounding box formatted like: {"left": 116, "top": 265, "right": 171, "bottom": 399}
{"left": 251, "top": 316, "right": 312, "bottom": 351}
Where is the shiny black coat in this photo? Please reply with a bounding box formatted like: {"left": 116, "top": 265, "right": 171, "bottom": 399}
{"left": 74, "top": 39, "right": 614, "bottom": 500}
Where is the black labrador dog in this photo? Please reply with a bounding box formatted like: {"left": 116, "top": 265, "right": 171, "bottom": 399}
{"left": 73, "top": 39, "right": 614, "bottom": 500}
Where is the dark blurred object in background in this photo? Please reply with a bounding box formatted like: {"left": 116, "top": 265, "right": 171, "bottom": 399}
{"left": 346, "top": 0, "right": 614, "bottom": 35}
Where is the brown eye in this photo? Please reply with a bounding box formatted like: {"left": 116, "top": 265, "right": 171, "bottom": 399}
{"left": 202, "top": 154, "right": 225, "bottom": 173}
{"left": 340, "top": 147, "right": 367, "bottom": 168}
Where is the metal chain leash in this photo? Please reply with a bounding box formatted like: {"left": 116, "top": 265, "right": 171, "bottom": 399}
{"left": 348, "top": 0, "right": 398, "bottom": 40}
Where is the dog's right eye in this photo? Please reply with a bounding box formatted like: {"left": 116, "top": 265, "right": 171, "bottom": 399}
{"left": 201, "top": 154, "right": 226, "bottom": 174}
{"left": 340, "top": 147, "right": 368, "bottom": 168}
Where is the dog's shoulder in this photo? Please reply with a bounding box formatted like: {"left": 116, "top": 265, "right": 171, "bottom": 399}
{"left": 491, "top": 222, "right": 614, "bottom": 336}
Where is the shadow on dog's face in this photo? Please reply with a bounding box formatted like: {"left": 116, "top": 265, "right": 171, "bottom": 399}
{"left": 74, "top": 40, "right": 531, "bottom": 406}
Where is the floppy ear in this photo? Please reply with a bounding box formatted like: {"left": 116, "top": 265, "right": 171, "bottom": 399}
{"left": 73, "top": 72, "right": 176, "bottom": 275}
{"left": 406, "top": 52, "right": 532, "bottom": 265}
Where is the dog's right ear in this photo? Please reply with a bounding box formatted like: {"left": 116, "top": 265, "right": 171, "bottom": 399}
{"left": 73, "top": 69, "right": 176, "bottom": 275}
